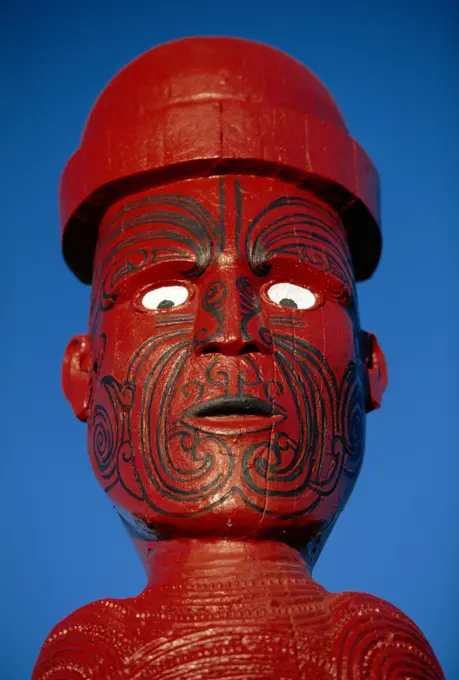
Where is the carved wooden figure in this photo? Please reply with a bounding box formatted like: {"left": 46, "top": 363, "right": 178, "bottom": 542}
{"left": 33, "top": 38, "right": 444, "bottom": 679}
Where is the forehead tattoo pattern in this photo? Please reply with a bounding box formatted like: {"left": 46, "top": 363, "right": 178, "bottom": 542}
{"left": 91, "top": 179, "right": 356, "bottom": 323}
{"left": 87, "top": 178, "right": 364, "bottom": 541}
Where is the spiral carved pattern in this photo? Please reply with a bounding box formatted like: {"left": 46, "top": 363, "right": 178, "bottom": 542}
{"left": 332, "top": 592, "right": 444, "bottom": 680}
{"left": 89, "top": 374, "right": 136, "bottom": 494}
{"left": 126, "top": 334, "right": 235, "bottom": 513}
{"left": 85, "top": 180, "right": 371, "bottom": 521}
{"left": 33, "top": 575, "right": 444, "bottom": 680}
{"left": 240, "top": 334, "right": 359, "bottom": 516}
{"left": 92, "top": 404, "right": 117, "bottom": 482}
{"left": 88, "top": 326, "right": 365, "bottom": 518}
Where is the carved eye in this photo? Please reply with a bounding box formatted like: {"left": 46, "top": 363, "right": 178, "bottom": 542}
{"left": 141, "top": 285, "right": 189, "bottom": 310}
{"left": 267, "top": 282, "right": 317, "bottom": 310}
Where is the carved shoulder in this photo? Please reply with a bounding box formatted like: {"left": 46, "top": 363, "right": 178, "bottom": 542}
{"left": 32, "top": 589, "right": 445, "bottom": 679}
{"left": 32, "top": 598, "right": 135, "bottom": 679}
{"left": 330, "top": 591, "right": 444, "bottom": 679}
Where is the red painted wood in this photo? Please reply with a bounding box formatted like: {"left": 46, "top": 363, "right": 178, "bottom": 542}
{"left": 34, "top": 541, "right": 443, "bottom": 679}
{"left": 59, "top": 37, "right": 380, "bottom": 284}
{"left": 33, "top": 38, "right": 443, "bottom": 679}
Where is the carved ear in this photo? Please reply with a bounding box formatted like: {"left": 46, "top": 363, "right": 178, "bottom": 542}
{"left": 361, "top": 331, "right": 388, "bottom": 412}
{"left": 62, "top": 334, "right": 93, "bottom": 422}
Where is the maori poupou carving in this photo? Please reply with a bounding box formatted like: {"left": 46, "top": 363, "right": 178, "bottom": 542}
{"left": 33, "top": 38, "right": 444, "bottom": 679}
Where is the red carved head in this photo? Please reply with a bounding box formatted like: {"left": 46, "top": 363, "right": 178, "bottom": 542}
{"left": 60, "top": 38, "right": 387, "bottom": 568}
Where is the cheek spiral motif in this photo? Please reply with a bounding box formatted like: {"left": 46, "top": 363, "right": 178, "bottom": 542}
{"left": 89, "top": 326, "right": 366, "bottom": 519}
{"left": 138, "top": 341, "right": 235, "bottom": 510}
{"left": 93, "top": 329, "right": 235, "bottom": 516}
{"left": 92, "top": 404, "right": 117, "bottom": 483}
{"left": 241, "top": 333, "right": 364, "bottom": 517}
{"left": 89, "top": 372, "right": 137, "bottom": 496}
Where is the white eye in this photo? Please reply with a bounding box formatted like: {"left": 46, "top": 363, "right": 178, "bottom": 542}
{"left": 267, "top": 282, "right": 317, "bottom": 310}
{"left": 141, "top": 285, "right": 189, "bottom": 310}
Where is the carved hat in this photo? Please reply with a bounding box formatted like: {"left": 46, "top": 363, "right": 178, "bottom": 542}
{"left": 60, "top": 37, "right": 381, "bottom": 283}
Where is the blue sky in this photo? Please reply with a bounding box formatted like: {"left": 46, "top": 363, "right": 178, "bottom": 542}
{"left": 2, "top": 1, "right": 458, "bottom": 677}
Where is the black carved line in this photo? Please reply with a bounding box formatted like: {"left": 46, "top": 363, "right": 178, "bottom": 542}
{"left": 236, "top": 276, "right": 260, "bottom": 341}
{"left": 100, "top": 193, "right": 224, "bottom": 253}
{"left": 338, "top": 362, "right": 365, "bottom": 479}
{"left": 127, "top": 330, "right": 189, "bottom": 380}
{"left": 155, "top": 314, "right": 194, "bottom": 329}
{"left": 241, "top": 333, "right": 343, "bottom": 503}
{"left": 269, "top": 315, "right": 305, "bottom": 328}
{"left": 145, "top": 342, "right": 234, "bottom": 501}
{"left": 91, "top": 182, "right": 366, "bottom": 521}
{"left": 91, "top": 374, "right": 140, "bottom": 499}
{"left": 274, "top": 336, "right": 342, "bottom": 492}
{"left": 91, "top": 191, "right": 228, "bottom": 325}
{"left": 205, "top": 356, "right": 230, "bottom": 392}
{"left": 235, "top": 178, "right": 242, "bottom": 259}
{"left": 244, "top": 197, "right": 354, "bottom": 292}
{"left": 193, "top": 281, "right": 227, "bottom": 347}
{"left": 237, "top": 354, "right": 263, "bottom": 392}
{"left": 99, "top": 197, "right": 223, "bottom": 275}
{"left": 97, "top": 325, "right": 363, "bottom": 519}
{"left": 254, "top": 216, "right": 353, "bottom": 289}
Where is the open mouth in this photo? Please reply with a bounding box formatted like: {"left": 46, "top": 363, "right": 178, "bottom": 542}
{"left": 181, "top": 396, "right": 286, "bottom": 435}
{"left": 188, "top": 396, "right": 273, "bottom": 418}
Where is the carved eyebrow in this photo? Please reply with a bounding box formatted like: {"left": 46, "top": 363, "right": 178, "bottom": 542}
{"left": 245, "top": 228, "right": 355, "bottom": 292}
{"left": 242, "top": 195, "right": 352, "bottom": 272}
{"left": 97, "top": 189, "right": 227, "bottom": 280}
{"left": 249, "top": 249, "right": 353, "bottom": 281}
{"left": 94, "top": 231, "right": 216, "bottom": 296}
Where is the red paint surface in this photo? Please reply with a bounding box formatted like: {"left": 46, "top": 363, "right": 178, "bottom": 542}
{"left": 34, "top": 541, "right": 443, "bottom": 679}
{"left": 33, "top": 37, "right": 442, "bottom": 679}
{"left": 59, "top": 37, "right": 380, "bottom": 284}
{"left": 76, "top": 176, "right": 374, "bottom": 541}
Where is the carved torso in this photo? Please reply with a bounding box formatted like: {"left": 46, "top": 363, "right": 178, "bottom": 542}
{"left": 33, "top": 541, "right": 443, "bottom": 680}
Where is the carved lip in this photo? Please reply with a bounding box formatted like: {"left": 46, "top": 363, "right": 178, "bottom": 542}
{"left": 182, "top": 396, "right": 286, "bottom": 435}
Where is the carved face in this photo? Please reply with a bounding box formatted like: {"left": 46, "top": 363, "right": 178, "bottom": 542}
{"left": 64, "top": 175, "right": 386, "bottom": 560}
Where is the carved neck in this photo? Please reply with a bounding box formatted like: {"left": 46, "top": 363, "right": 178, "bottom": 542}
{"left": 142, "top": 539, "right": 312, "bottom": 587}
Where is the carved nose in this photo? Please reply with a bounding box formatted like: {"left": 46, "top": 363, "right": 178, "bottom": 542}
{"left": 197, "top": 339, "right": 264, "bottom": 356}
{"left": 193, "top": 279, "right": 272, "bottom": 356}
